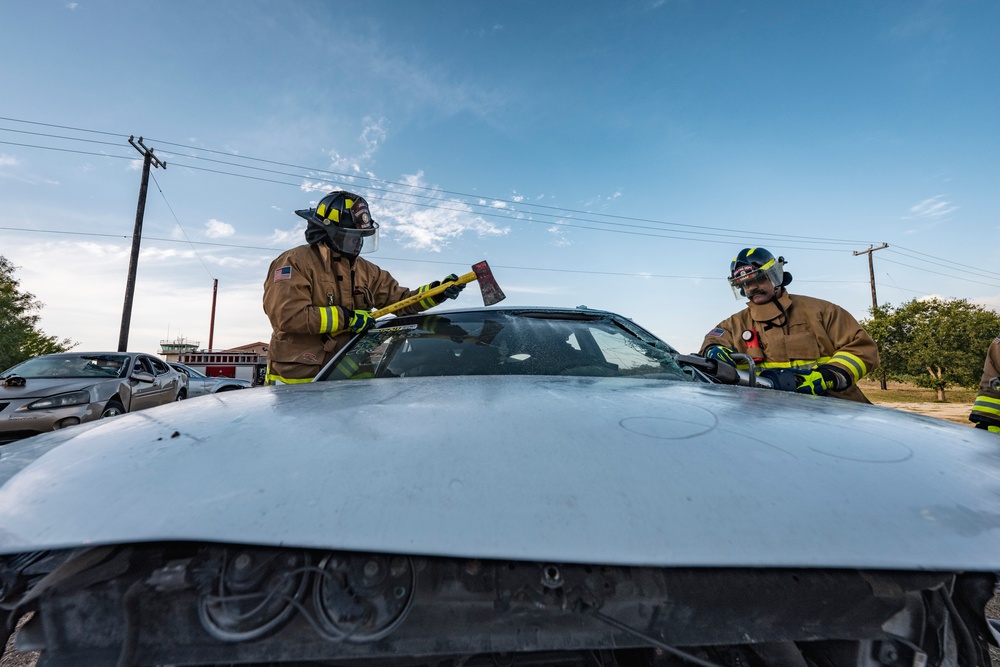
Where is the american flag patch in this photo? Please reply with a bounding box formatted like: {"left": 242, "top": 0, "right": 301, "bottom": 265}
{"left": 273, "top": 266, "right": 292, "bottom": 282}
{"left": 706, "top": 327, "right": 726, "bottom": 338}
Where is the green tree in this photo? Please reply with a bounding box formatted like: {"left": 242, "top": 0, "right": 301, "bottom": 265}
{"left": 0, "top": 255, "right": 76, "bottom": 372}
{"left": 862, "top": 298, "right": 1000, "bottom": 401}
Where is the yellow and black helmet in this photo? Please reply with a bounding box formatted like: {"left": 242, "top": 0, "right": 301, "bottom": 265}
{"left": 297, "top": 191, "right": 379, "bottom": 256}
{"left": 728, "top": 247, "right": 792, "bottom": 297}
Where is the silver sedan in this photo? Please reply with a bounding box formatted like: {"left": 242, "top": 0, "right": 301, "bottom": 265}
{"left": 169, "top": 362, "right": 252, "bottom": 397}
{"left": 0, "top": 351, "right": 187, "bottom": 444}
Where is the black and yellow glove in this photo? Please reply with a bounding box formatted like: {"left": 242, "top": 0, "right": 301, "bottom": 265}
{"left": 344, "top": 308, "right": 374, "bottom": 334}
{"left": 704, "top": 345, "right": 738, "bottom": 367}
{"left": 418, "top": 274, "right": 466, "bottom": 308}
{"left": 794, "top": 365, "right": 849, "bottom": 396}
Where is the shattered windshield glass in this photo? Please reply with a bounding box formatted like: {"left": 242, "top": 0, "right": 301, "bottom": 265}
{"left": 320, "top": 310, "right": 691, "bottom": 381}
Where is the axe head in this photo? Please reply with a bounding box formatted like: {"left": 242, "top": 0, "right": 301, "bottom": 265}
{"left": 472, "top": 261, "right": 506, "bottom": 306}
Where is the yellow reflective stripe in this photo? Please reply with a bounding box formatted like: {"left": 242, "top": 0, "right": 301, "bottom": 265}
{"left": 989, "top": 425, "right": 1000, "bottom": 434}
{"left": 331, "top": 357, "right": 360, "bottom": 379}
{"left": 830, "top": 352, "right": 867, "bottom": 383}
{"left": 972, "top": 396, "right": 1000, "bottom": 418}
{"left": 318, "top": 306, "right": 340, "bottom": 333}
{"left": 265, "top": 364, "right": 315, "bottom": 385}
{"left": 754, "top": 357, "right": 831, "bottom": 371}
{"left": 266, "top": 373, "right": 313, "bottom": 384}
{"left": 417, "top": 283, "right": 438, "bottom": 309}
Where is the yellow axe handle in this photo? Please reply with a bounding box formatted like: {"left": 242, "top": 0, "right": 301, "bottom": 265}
{"left": 369, "top": 271, "right": 476, "bottom": 319}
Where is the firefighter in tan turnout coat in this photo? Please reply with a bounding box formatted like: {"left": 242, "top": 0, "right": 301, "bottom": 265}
{"left": 969, "top": 336, "right": 1000, "bottom": 434}
{"left": 699, "top": 247, "right": 879, "bottom": 403}
{"left": 263, "top": 191, "right": 464, "bottom": 384}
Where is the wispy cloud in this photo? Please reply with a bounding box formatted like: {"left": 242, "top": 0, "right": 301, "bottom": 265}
{"left": 376, "top": 171, "right": 509, "bottom": 251}
{"left": 0, "top": 154, "right": 18, "bottom": 167}
{"left": 204, "top": 219, "right": 235, "bottom": 238}
{"left": 908, "top": 195, "right": 958, "bottom": 219}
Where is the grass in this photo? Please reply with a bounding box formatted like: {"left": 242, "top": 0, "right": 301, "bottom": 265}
{"left": 857, "top": 378, "right": 978, "bottom": 404}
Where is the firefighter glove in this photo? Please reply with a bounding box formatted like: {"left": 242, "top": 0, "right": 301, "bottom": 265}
{"left": 437, "top": 274, "right": 466, "bottom": 301}
{"left": 705, "top": 345, "right": 738, "bottom": 367}
{"left": 794, "top": 365, "right": 849, "bottom": 395}
{"left": 345, "top": 309, "right": 374, "bottom": 334}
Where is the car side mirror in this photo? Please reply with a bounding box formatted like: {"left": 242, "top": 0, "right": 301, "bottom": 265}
{"left": 132, "top": 371, "right": 155, "bottom": 383}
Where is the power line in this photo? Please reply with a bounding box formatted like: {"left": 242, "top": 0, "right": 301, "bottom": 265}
{"left": 1, "top": 116, "right": 997, "bottom": 289}
{"left": 0, "top": 117, "right": 880, "bottom": 250}
{"left": 0, "top": 225, "right": 870, "bottom": 284}
{"left": 149, "top": 171, "right": 215, "bottom": 280}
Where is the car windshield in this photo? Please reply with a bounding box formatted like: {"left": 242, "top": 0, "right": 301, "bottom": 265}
{"left": 318, "top": 310, "right": 691, "bottom": 381}
{"left": 2, "top": 354, "right": 130, "bottom": 379}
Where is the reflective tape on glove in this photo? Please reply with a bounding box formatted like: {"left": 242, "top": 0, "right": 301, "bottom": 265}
{"left": 705, "top": 345, "right": 738, "bottom": 367}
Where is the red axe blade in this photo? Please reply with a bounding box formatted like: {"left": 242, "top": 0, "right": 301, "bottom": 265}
{"left": 471, "top": 261, "right": 505, "bottom": 306}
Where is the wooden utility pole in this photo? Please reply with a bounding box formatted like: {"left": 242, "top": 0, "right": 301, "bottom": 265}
{"left": 853, "top": 243, "right": 889, "bottom": 389}
{"left": 208, "top": 279, "right": 219, "bottom": 351}
{"left": 118, "top": 136, "right": 166, "bottom": 352}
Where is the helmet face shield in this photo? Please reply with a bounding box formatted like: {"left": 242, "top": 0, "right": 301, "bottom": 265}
{"left": 728, "top": 248, "right": 785, "bottom": 299}
{"left": 330, "top": 226, "right": 378, "bottom": 256}
{"left": 728, "top": 265, "right": 772, "bottom": 299}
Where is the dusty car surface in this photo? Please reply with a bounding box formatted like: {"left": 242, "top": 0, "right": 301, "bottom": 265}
{"left": 0, "top": 307, "right": 998, "bottom": 667}
{"left": 169, "top": 362, "right": 252, "bottom": 397}
{"left": 0, "top": 351, "right": 187, "bottom": 445}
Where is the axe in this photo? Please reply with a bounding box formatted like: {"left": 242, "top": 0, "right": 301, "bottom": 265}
{"left": 370, "top": 260, "right": 505, "bottom": 319}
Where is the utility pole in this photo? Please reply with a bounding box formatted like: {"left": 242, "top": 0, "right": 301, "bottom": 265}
{"left": 118, "top": 136, "right": 166, "bottom": 352}
{"left": 853, "top": 243, "right": 889, "bottom": 389}
{"left": 208, "top": 279, "right": 219, "bottom": 351}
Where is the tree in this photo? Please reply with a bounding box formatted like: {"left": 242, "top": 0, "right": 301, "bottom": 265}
{"left": 0, "top": 255, "right": 76, "bottom": 371}
{"left": 861, "top": 298, "right": 1000, "bottom": 401}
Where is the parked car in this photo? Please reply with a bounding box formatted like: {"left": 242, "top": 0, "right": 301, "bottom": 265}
{"left": 1, "top": 307, "right": 998, "bottom": 667}
{"left": 0, "top": 351, "right": 187, "bottom": 445}
{"left": 169, "top": 362, "right": 252, "bottom": 397}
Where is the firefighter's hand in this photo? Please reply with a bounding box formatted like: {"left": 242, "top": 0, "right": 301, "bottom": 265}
{"left": 346, "top": 309, "right": 374, "bottom": 334}
{"left": 704, "top": 345, "right": 738, "bottom": 367}
{"left": 439, "top": 274, "right": 466, "bottom": 300}
{"left": 794, "top": 366, "right": 848, "bottom": 395}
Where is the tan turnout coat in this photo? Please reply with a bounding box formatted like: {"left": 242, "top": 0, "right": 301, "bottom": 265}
{"left": 700, "top": 289, "right": 879, "bottom": 403}
{"left": 262, "top": 243, "right": 433, "bottom": 382}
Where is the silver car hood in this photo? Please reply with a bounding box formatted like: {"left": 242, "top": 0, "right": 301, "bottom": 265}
{"left": 1, "top": 376, "right": 998, "bottom": 570}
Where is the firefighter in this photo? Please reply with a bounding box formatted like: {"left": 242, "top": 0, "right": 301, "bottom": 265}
{"left": 969, "top": 336, "right": 1000, "bottom": 433}
{"left": 262, "top": 191, "right": 464, "bottom": 384}
{"left": 700, "top": 247, "right": 879, "bottom": 403}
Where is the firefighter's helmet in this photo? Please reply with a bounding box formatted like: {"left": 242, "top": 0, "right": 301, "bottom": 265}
{"left": 296, "top": 191, "right": 379, "bottom": 257}
{"left": 727, "top": 247, "right": 792, "bottom": 298}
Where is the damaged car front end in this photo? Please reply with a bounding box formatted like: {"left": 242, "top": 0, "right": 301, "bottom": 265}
{"left": 1, "top": 307, "right": 999, "bottom": 667}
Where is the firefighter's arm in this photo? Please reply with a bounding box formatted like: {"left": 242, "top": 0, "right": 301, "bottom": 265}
{"left": 820, "top": 306, "right": 880, "bottom": 387}
{"left": 970, "top": 338, "right": 1000, "bottom": 432}
{"left": 365, "top": 261, "right": 456, "bottom": 317}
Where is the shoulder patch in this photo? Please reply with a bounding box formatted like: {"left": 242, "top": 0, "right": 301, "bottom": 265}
{"left": 706, "top": 327, "right": 727, "bottom": 338}
{"left": 273, "top": 266, "right": 292, "bottom": 282}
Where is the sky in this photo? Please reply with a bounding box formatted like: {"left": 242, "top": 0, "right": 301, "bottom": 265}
{"left": 1, "top": 0, "right": 998, "bottom": 360}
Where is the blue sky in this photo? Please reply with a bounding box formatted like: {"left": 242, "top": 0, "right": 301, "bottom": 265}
{"left": 1, "top": 0, "right": 998, "bottom": 358}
